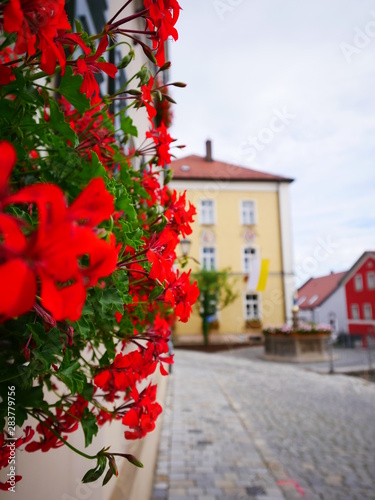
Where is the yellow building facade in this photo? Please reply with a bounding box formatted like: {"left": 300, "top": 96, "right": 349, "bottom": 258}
{"left": 169, "top": 141, "right": 295, "bottom": 343}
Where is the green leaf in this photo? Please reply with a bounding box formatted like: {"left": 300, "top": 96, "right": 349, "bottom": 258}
{"left": 149, "top": 284, "right": 165, "bottom": 301}
{"left": 58, "top": 66, "right": 90, "bottom": 114}
{"left": 57, "top": 351, "right": 85, "bottom": 395}
{"left": 116, "top": 189, "right": 137, "bottom": 220}
{"left": 27, "top": 326, "right": 64, "bottom": 378}
{"left": 120, "top": 115, "right": 138, "bottom": 137}
{"left": 81, "top": 383, "right": 95, "bottom": 401}
{"left": 81, "top": 408, "right": 98, "bottom": 447}
{"left": 91, "top": 151, "right": 107, "bottom": 178}
{"left": 99, "top": 288, "right": 124, "bottom": 314}
{"left": 27, "top": 322, "right": 45, "bottom": 347}
{"left": 99, "top": 351, "right": 110, "bottom": 368}
{"left": 49, "top": 100, "right": 78, "bottom": 147}
{"left": 76, "top": 317, "right": 91, "bottom": 339}
{"left": 17, "top": 385, "right": 44, "bottom": 408}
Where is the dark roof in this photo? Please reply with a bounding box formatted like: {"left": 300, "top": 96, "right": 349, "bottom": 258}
{"left": 338, "top": 251, "right": 375, "bottom": 286}
{"left": 169, "top": 155, "right": 294, "bottom": 183}
{"left": 298, "top": 272, "right": 346, "bottom": 310}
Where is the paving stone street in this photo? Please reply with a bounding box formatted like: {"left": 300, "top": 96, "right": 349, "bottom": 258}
{"left": 152, "top": 349, "right": 375, "bottom": 500}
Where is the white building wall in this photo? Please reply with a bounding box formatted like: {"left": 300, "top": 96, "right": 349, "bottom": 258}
{"left": 317, "top": 286, "right": 348, "bottom": 334}
{"left": 277, "top": 182, "right": 295, "bottom": 324}
{"left": 298, "top": 308, "right": 314, "bottom": 323}
{"left": 298, "top": 286, "right": 348, "bottom": 334}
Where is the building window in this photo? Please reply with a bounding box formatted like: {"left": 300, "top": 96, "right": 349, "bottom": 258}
{"left": 244, "top": 293, "right": 260, "bottom": 320}
{"left": 308, "top": 294, "right": 319, "bottom": 306}
{"left": 364, "top": 304, "right": 372, "bottom": 320}
{"left": 243, "top": 247, "right": 257, "bottom": 273}
{"left": 241, "top": 200, "right": 256, "bottom": 225}
{"left": 367, "top": 272, "right": 375, "bottom": 290}
{"left": 298, "top": 296, "right": 306, "bottom": 306}
{"left": 351, "top": 304, "right": 359, "bottom": 320}
{"left": 202, "top": 247, "right": 216, "bottom": 270}
{"left": 354, "top": 274, "right": 363, "bottom": 291}
{"left": 200, "top": 200, "right": 214, "bottom": 225}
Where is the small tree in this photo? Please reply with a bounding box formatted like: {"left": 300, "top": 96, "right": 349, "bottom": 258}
{"left": 194, "top": 269, "right": 238, "bottom": 345}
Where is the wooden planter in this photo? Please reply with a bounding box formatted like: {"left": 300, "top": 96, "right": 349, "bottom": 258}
{"left": 263, "top": 332, "right": 331, "bottom": 363}
{"left": 208, "top": 320, "right": 220, "bottom": 331}
{"left": 245, "top": 319, "right": 262, "bottom": 329}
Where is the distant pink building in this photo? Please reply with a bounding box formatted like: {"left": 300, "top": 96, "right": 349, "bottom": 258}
{"left": 298, "top": 251, "right": 375, "bottom": 343}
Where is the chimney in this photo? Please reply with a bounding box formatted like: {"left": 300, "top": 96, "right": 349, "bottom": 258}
{"left": 205, "top": 139, "right": 213, "bottom": 162}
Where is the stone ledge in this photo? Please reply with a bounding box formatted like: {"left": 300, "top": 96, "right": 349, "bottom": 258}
{"left": 110, "top": 372, "right": 169, "bottom": 500}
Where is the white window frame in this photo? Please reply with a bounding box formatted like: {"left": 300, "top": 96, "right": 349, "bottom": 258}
{"left": 242, "top": 246, "right": 258, "bottom": 273}
{"left": 199, "top": 199, "right": 215, "bottom": 225}
{"left": 367, "top": 272, "right": 375, "bottom": 290}
{"left": 363, "top": 303, "right": 372, "bottom": 320}
{"left": 240, "top": 199, "right": 257, "bottom": 225}
{"left": 243, "top": 292, "right": 261, "bottom": 320}
{"left": 201, "top": 246, "right": 216, "bottom": 271}
{"left": 351, "top": 304, "right": 360, "bottom": 320}
{"left": 354, "top": 274, "right": 363, "bottom": 291}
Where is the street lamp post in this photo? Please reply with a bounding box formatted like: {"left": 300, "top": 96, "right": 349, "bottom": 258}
{"left": 180, "top": 238, "right": 191, "bottom": 258}
{"left": 292, "top": 292, "right": 299, "bottom": 330}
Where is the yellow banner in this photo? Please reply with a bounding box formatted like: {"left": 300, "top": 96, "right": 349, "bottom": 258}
{"left": 256, "top": 259, "right": 270, "bottom": 292}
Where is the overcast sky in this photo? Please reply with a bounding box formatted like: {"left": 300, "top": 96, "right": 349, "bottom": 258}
{"left": 168, "top": 0, "right": 375, "bottom": 286}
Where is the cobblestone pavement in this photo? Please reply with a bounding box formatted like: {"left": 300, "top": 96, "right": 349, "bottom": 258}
{"left": 224, "top": 345, "right": 375, "bottom": 374}
{"left": 152, "top": 350, "right": 375, "bottom": 500}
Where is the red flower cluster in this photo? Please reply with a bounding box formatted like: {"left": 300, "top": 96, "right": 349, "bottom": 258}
{"left": 1, "top": 1, "right": 116, "bottom": 90}
{"left": 139, "top": 75, "right": 157, "bottom": 122}
{"left": 26, "top": 397, "right": 88, "bottom": 452}
{"left": 94, "top": 350, "right": 152, "bottom": 403}
{"left": 144, "top": 0, "right": 181, "bottom": 66}
{"left": 147, "top": 228, "right": 179, "bottom": 283}
{"left": 60, "top": 97, "right": 117, "bottom": 168}
{"left": 0, "top": 47, "right": 16, "bottom": 85}
{"left": 164, "top": 269, "right": 199, "bottom": 322}
{"left": 165, "top": 190, "right": 196, "bottom": 237}
{"left": 121, "top": 384, "right": 162, "bottom": 439}
{"left": 0, "top": 141, "right": 118, "bottom": 321}
{"left": 3, "top": 0, "right": 71, "bottom": 73}
{"left": 146, "top": 122, "right": 174, "bottom": 166}
{"left": 74, "top": 36, "right": 118, "bottom": 99}
{"left": 0, "top": 0, "right": 198, "bottom": 484}
{"left": 0, "top": 427, "right": 34, "bottom": 490}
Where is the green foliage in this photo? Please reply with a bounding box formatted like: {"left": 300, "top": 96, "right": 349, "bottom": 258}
{"left": 58, "top": 67, "right": 91, "bottom": 113}
{"left": 193, "top": 269, "right": 238, "bottom": 345}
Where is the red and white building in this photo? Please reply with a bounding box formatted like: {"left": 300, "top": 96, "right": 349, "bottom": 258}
{"left": 340, "top": 251, "right": 375, "bottom": 339}
{"left": 298, "top": 251, "right": 375, "bottom": 343}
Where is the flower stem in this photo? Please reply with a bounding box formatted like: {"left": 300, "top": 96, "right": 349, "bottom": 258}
{"left": 29, "top": 411, "right": 97, "bottom": 460}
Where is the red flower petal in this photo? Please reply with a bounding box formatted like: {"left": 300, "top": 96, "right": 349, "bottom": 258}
{"left": 0, "top": 140, "right": 16, "bottom": 193}
{"left": 0, "top": 259, "right": 36, "bottom": 319}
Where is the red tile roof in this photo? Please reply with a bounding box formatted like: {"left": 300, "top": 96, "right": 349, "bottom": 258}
{"left": 298, "top": 272, "right": 346, "bottom": 309}
{"left": 338, "top": 251, "right": 375, "bottom": 286}
{"left": 169, "top": 155, "right": 294, "bottom": 182}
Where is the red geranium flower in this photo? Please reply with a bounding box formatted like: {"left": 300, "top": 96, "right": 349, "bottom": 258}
{"left": 0, "top": 141, "right": 118, "bottom": 322}
{"left": 164, "top": 269, "right": 199, "bottom": 322}
{"left": 139, "top": 76, "right": 156, "bottom": 122}
{"left": 144, "top": 0, "right": 181, "bottom": 66}
{"left": 165, "top": 190, "right": 196, "bottom": 237}
{"left": 74, "top": 36, "right": 118, "bottom": 99}
{"left": 3, "top": 0, "right": 71, "bottom": 72}
{"left": 122, "top": 384, "right": 162, "bottom": 439}
{"left": 146, "top": 122, "right": 174, "bottom": 166}
{"left": 146, "top": 228, "right": 179, "bottom": 283}
{"left": 0, "top": 426, "right": 34, "bottom": 490}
